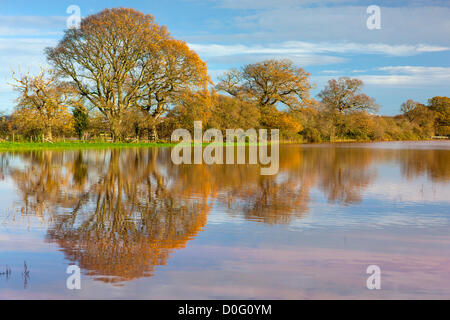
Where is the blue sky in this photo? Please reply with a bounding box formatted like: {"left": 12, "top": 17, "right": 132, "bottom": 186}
{"left": 0, "top": 0, "right": 449, "bottom": 115}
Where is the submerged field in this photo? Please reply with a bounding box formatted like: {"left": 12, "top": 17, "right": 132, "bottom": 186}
{"left": 0, "top": 141, "right": 450, "bottom": 299}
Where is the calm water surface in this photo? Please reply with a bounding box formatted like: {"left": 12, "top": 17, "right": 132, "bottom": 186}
{"left": 0, "top": 141, "right": 449, "bottom": 299}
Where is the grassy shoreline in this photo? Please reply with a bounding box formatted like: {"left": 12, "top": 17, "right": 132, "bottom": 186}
{"left": 0, "top": 141, "right": 178, "bottom": 151}
{"left": 0, "top": 141, "right": 276, "bottom": 151}
{"left": 0, "top": 138, "right": 446, "bottom": 151}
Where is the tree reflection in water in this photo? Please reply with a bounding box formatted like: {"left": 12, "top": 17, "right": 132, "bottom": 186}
{"left": 4, "top": 144, "right": 450, "bottom": 283}
{"left": 9, "top": 149, "right": 210, "bottom": 283}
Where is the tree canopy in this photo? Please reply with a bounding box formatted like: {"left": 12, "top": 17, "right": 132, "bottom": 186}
{"left": 318, "top": 77, "right": 379, "bottom": 114}
{"left": 216, "top": 59, "right": 311, "bottom": 112}
{"left": 46, "top": 8, "right": 208, "bottom": 141}
{"left": 10, "top": 68, "right": 76, "bottom": 141}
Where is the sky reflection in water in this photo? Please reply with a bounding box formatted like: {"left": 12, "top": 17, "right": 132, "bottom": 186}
{"left": 0, "top": 141, "right": 449, "bottom": 299}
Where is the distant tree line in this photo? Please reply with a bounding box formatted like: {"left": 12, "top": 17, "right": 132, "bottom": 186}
{"left": 1, "top": 8, "right": 449, "bottom": 143}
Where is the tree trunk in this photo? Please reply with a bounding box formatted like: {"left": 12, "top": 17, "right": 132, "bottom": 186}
{"left": 46, "top": 127, "right": 53, "bottom": 142}
{"left": 112, "top": 129, "right": 120, "bottom": 142}
{"left": 110, "top": 119, "right": 122, "bottom": 142}
{"left": 148, "top": 124, "right": 158, "bottom": 142}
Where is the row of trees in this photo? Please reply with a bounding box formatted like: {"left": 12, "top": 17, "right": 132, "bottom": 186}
{"left": 1, "top": 8, "right": 449, "bottom": 143}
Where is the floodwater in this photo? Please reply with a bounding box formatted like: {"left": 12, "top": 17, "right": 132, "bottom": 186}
{"left": 0, "top": 141, "right": 449, "bottom": 299}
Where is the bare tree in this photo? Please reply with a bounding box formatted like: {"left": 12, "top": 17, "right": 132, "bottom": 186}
{"left": 401, "top": 99, "right": 418, "bottom": 119}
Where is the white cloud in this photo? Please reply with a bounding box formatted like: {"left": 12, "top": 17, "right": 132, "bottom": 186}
{"left": 201, "top": 5, "right": 450, "bottom": 45}
{"left": 320, "top": 70, "right": 340, "bottom": 74}
{"left": 0, "top": 38, "right": 55, "bottom": 73}
{"left": 205, "top": 54, "right": 346, "bottom": 67}
{"left": 190, "top": 42, "right": 361, "bottom": 67}
{"left": 211, "top": 0, "right": 450, "bottom": 10}
{"left": 359, "top": 75, "right": 425, "bottom": 86}
{"left": 360, "top": 66, "right": 450, "bottom": 87}
{"left": 189, "top": 41, "right": 449, "bottom": 61}
{"left": 311, "top": 65, "right": 450, "bottom": 91}
{"left": 378, "top": 66, "right": 450, "bottom": 74}
{"left": 0, "top": 16, "right": 65, "bottom": 36}
{"left": 213, "top": 0, "right": 359, "bottom": 9}
{"left": 0, "top": 38, "right": 57, "bottom": 112}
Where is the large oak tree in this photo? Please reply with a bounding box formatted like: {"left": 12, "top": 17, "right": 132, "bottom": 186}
{"left": 46, "top": 8, "right": 208, "bottom": 141}
{"left": 216, "top": 59, "right": 311, "bottom": 112}
{"left": 318, "top": 77, "right": 379, "bottom": 114}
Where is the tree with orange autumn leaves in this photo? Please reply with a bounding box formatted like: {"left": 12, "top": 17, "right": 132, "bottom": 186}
{"left": 216, "top": 59, "right": 312, "bottom": 112}
{"left": 45, "top": 8, "right": 208, "bottom": 141}
{"left": 10, "top": 68, "right": 77, "bottom": 141}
